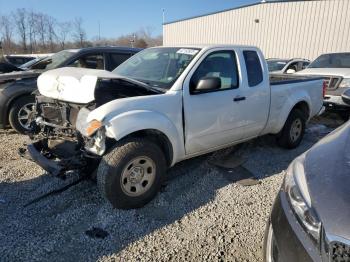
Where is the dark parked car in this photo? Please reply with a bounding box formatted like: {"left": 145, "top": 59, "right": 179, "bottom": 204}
{"left": 264, "top": 101, "right": 350, "bottom": 261}
{"left": 5, "top": 55, "right": 36, "bottom": 67}
{"left": 0, "top": 46, "right": 142, "bottom": 133}
{"left": 0, "top": 61, "right": 22, "bottom": 74}
{"left": 0, "top": 57, "right": 47, "bottom": 74}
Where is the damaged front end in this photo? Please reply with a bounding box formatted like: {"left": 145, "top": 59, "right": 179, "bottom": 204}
{"left": 20, "top": 68, "right": 164, "bottom": 178}
{"left": 20, "top": 95, "right": 104, "bottom": 178}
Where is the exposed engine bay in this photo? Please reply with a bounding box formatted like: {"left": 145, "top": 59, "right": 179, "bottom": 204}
{"left": 21, "top": 77, "right": 162, "bottom": 178}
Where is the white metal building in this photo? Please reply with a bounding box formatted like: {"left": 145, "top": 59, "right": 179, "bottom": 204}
{"left": 163, "top": 0, "right": 350, "bottom": 60}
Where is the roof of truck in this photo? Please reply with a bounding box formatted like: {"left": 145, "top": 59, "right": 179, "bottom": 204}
{"left": 162, "top": 44, "right": 258, "bottom": 50}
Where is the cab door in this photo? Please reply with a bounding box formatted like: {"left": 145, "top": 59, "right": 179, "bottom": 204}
{"left": 183, "top": 49, "right": 245, "bottom": 155}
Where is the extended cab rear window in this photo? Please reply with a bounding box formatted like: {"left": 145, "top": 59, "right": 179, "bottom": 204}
{"left": 243, "top": 51, "right": 263, "bottom": 87}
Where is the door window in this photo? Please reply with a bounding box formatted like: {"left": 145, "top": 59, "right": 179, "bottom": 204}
{"left": 301, "top": 61, "right": 310, "bottom": 70}
{"left": 286, "top": 62, "right": 299, "bottom": 72}
{"left": 190, "top": 51, "right": 239, "bottom": 93}
{"left": 243, "top": 51, "right": 263, "bottom": 87}
{"left": 69, "top": 54, "right": 105, "bottom": 69}
{"left": 109, "top": 53, "right": 132, "bottom": 70}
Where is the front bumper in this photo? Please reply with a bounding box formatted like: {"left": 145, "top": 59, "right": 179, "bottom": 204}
{"left": 324, "top": 95, "right": 350, "bottom": 112}
{"left": 265, "top": 192, "right": 322, "bottom": 262}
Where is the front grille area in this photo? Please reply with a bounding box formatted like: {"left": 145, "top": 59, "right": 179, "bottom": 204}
{"left": 324, "top": 76, "right": 342, "bottom": 90}
{"left": 331, "top": 242, "right": 350, "bottom": 262}
{"left": 41, "top": 104, "right": 65, "bottom": 125}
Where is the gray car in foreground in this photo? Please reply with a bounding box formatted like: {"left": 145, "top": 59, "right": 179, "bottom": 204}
{"left": 264, "top": 118, "right": 350, "bottom": 261}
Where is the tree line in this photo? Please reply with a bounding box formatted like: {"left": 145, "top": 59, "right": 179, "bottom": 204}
{"left": 0, "top": 8, "right": 163, "bottom": 55}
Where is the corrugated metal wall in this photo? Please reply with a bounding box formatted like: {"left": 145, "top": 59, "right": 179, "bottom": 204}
{"left": 163, "top": 0, "right": 350, "bottom": 60}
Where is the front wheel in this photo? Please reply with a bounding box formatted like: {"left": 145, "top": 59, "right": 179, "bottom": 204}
{"left": 8, "top": 96, "right": 35, "bottom": 134}
{"left": 97, "top": 138, "right": 166, "bottom": 209}
{"left": 277, "top": 109, "right": 306, "bottom": 149}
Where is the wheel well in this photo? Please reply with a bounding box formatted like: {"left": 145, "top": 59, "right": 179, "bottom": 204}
{"left": 292, "top": 101, "right": 310, "bottom": 119}
{"left": 123, "top": 129, "right": 174, "bottom": 167}
{"left": 5, "top": 94, "right": 34, "bottom": 126}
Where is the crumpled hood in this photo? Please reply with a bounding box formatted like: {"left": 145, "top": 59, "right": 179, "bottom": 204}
{"left": 305, "top": 121, "right": 350, "bottom": 240}
{"left": 296, "top": 68, "right": 350, "bottom": 78}
{"left": 37, "top": 67, "right": 120, "bottom": 104}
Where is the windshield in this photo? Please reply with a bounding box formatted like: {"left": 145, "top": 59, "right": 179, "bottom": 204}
{"left": 19, "top": 57, "right": 43, "bottom": 69}
{"left": 30, "top": 50, "right": 76, "bottom": 71}
{"left": 267, "top": 60, "right": 288, "bottom": 72}
{"left": 113, "top": 47, "right": 200, "bottom": 89}
{"left": 309, "top": 53, "right": 350, "bottom": 68}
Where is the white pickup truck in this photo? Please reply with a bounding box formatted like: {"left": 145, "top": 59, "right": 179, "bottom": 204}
{"left": 22, "top": 45, "right": 324, "bottom": 209}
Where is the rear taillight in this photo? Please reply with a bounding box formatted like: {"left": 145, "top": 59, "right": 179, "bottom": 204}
{"left": 322, "top": 80, "right": 327, "bottom": 97}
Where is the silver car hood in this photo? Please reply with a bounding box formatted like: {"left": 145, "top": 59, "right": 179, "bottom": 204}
{"left": 305, "top": 121, "right": 350, "bottom": 241}
{"left": 296, "top": 68, "right": 350, "bottom": 78}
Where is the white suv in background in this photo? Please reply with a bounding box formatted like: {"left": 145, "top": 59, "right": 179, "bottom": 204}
{"left": 267, "top": 58, "right": 310, "bottom": 74}
{"left": 296, "top": 52, "right": 350, "bottom": 118}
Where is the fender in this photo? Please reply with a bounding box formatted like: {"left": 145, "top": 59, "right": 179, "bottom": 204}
{"left": 268, "top": 90, "right": 311, "bottom": 134}
{"left": 105, "top": 110, "right": 185, "bottom": 166}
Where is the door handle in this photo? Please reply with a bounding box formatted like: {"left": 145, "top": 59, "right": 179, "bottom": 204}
{"left": 233, "top": 96, "right": 246, "bottom": 102}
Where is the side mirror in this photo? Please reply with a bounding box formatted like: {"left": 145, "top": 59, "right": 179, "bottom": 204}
{"left": 342, "top": 89, "right": 350, "bottom": 106}
{"left": 286, "top": 68, "right": 296, "bottom": 74}
{"left": 192, "top": 77, "right": 221, "bottom": 94}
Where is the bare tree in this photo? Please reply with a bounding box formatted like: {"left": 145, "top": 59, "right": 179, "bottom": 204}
{"left": 13, "top": 8, "right": 28, "bottom": 52}
{"left": 34, "top": 12, "right": 48, "bottom": 50}
{"left": 137, "top": 27, "right": 162, "bottom": 46}
{"left": 46, "top": 16, "right": 57, "bottom": 52}
{"left": 57, "top": 22, "right": 71, "bottom": 49}
{"left": 27, "top": 10, "right": 37, "bottom": 53}
{"left": 72, "top": 17, "right": 86, "bottom": 48}
{"left": 2, "top": 9, "right": 163, "bottom": 54}
{"left": 0, "top": 15, "right": 14, "bottom": 54}
{"left": 135, "top": 38, "right": 148, "bottom": 48}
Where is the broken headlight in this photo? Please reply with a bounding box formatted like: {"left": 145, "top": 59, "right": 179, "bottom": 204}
{"left": 76, "top": 108, "right": 103, "bottom": 137}
{"left": 85, "top": 129, "right": 106, "bottom": 156}
{"left": 284, "top": 154, "right": 321, "bottom": 243}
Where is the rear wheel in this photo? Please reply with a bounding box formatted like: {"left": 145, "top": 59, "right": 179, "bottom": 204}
{"left": 97, "top": 138, "right": 166, "bottom": 209}
{"left": 277, "top": 109, "right": 306, "bottom": 149}
{"left": 8, "top": 96, "right": 35, "bottom": 134}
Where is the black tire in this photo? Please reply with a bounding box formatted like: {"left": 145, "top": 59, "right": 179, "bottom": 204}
{"left": 8, "top": 96, "right": 35, "bottom": 134}
{"left": 97, "top": 138, "right": 166, "bottom": 209}
{"left": 277, "top": 109, "right": 306, "bottom": 149}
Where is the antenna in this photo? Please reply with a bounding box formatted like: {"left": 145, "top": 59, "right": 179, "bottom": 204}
{"left": 162, "top": 8, "right": 165, "bottom": 24}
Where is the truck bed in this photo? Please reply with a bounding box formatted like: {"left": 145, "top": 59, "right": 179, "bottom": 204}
{"left": 270, "top": 73, "right": 324, "bottom": 85}
{"left": 262, "top": 74, "right": 324, "bottom": 136}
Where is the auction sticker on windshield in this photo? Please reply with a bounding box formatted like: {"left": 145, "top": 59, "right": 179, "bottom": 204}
{"left": 176, "top": 49, "right": 199, "bottom": 56}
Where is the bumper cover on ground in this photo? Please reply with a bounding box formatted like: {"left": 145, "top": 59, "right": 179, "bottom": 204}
{"left": 20, "top": 142, "right": 64, "bottom": 176}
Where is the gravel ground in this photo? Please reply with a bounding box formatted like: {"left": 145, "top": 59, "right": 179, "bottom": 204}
{"left": 0, "top": 116, "right": 342, "bottom": 262}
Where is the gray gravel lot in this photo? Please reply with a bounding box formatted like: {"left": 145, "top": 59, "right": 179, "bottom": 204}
{"left": 0, "top": 116, "right": 342, "bottom": 262}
